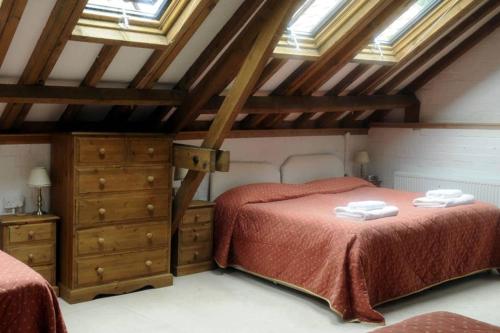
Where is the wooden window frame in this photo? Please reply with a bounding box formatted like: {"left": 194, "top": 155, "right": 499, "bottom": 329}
{"left": 71, "top": 0, "right": 196, "bottom": 49}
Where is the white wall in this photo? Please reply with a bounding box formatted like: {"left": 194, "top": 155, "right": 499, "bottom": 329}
{"left": 369, "top": 28, "right": 500, "bottom": 188}
{"left": 0, "top": 144, "right": 51, "bottom": 214}
{"left": 417, "top": 29, "right": 500, "bottom": 123}
{"left": 177, "top": 134, "right": 368, "bottom": 200}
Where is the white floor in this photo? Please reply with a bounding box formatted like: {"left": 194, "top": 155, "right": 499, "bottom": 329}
{"left": 59, "top": 269, "right": 500, "bottom": 333}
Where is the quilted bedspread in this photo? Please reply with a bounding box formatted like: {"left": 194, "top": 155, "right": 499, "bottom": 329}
{"left": 213, "top": 177, "right": 500, "bottom": 323}
{"left": 0, "top": 250, "right": 66, "bottom": 333}
{"left": 370, "top": 311, "right": 500, "bottom": 332}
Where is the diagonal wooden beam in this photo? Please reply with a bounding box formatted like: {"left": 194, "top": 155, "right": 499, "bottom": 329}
{"left": 172, "top": 0, "right": 301, "bottom": 233}
{"left": 147, "top": 0, "right": 266, "bottom": 127}
{"left": 58, "top": 45, "right": 120, "bottom": 124}
{"left": 102, "top": 0, "right": 217, "bottom": 124}
{"left": 0, "top": 0, "right": 28, "bottom": 68}
{"left": 0, "top": 0, "right": 87, "bottom": 130}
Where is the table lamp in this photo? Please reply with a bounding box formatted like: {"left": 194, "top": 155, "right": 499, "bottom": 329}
{"left": 28, "top": 167, "right": 51, "bottom": 215}
{"left": 354, "top": 151, "right": 370, "bottom": 179}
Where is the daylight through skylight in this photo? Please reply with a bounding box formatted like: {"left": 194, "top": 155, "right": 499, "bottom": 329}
{"left": 86, "top": 0, "right": 170, "bottom": 19}
{"left": 288, "top": 0, "right": 346, "bottom": 36}
{"left": 374, "top": 0, "right": 439, "bottom": 44}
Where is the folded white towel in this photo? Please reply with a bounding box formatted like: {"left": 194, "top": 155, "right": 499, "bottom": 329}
{"left": 413, "top": 194, "right": 475, "bottom": 208}
{"left": 335, "top": 205, "right": 399, "bottom": 221}
{"left": 347, "top": 200, "right": 387, "bottom": 211}
{"left": 426, "top": 189, "right": 463, "bottom": 199}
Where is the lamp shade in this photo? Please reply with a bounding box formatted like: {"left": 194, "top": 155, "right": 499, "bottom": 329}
{"left": 354, "top": 151, "right": 370, "bottom": 165}
{"left": 174, "top": 167, "right": 188, "bottom": 181}
{"left": 28, "top": 167, "right": 51, "bottom": 188}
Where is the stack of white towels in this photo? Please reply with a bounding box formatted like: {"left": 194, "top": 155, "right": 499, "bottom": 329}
{"left": 413, "top": 189, "right": 475, "bottom": 208}
{"left": 335, "top": 201, "right": 399, "bottom": 221}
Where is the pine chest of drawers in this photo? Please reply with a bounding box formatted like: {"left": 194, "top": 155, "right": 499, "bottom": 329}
{"left": 172, "top": 200, "right": 215, "bottom": 276}
{"left": 0, "top": 214, "right": 59, "bottom": 293}
{"left": 51, "top": 133, "right": 173, "bottom": 303}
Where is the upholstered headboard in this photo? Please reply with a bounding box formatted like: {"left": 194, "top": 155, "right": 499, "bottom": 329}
{"left": 280, "top": 153, "right": 344, "bottom": 184}
{"left": 209, "top": 161, "right": 280, "bottom": 200}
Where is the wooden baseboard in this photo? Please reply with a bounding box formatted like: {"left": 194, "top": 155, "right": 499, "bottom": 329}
{"left": 59, "top": 273, "right": 173, "bottom": 304}
{"left": 174, "top": 261, "right": 215, "bottom": 276}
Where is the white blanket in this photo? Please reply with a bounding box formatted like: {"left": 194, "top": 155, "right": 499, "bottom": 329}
{"left": 426, "top": 189, "right": 463, "bottom": 199}
{"left": 413, "top": 194, "right": 475, "bottom": 208}
{"left": 347, "top": 201, "right": 387, "bottom": 211}
{"left": 335, "top": 205, "right": 399, "bottom": 221}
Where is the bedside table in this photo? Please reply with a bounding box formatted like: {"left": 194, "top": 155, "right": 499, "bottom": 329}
{"left": 172, "top": 200, "right": 215, "bottom": 276}
{"left": 0, "top": 214, "right": 59, "bottom": 294}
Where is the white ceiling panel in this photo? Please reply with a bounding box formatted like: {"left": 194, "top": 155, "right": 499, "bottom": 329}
{"left": 49, "top": 41, "right": 103, "bottom": 81}
{"left": 25, "top": 104, "right": 66, "bottom": 122}
{"left": 99, "top": 47, "right": 154, "bottom": 83}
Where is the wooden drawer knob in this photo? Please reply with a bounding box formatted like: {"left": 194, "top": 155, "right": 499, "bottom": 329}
{"left": 147, "top": 204, "right": 155, "bottom": 212}
{"left": 146, "top": 232, "right": 153, "bottom": 240}
{"left": 99, "top": 178, "right": 106, "bottom": 186}
{"left": 28, "top": 253, "right": 34, "bottom": 261}
{"left": 194, "top": 214, "right": 200, "bottom": 222}
{"left": 147, "top": 147, "right": 155, "bottom": 155}
{"left": 96, "top": 267, "right": 104, "bottom": 275}
{"left": 97, "top": 237, "right": 105, "bottom": 245}
{"left": 193, "top": 232, "right": 199, "bottom": 241}
{"left": 98, "top": 148, "right": 106, "bottom": 156}
{"left": 193, "top": 251, "right": 199, "bottom": 259}
{"left": 28, "top": 230, "right": 35, "bottom": 239}
{"left": 145, "top": 260, "right": 153, "bottom": 267}
{"left": 147, "top": 176, "right": 155, "bottom": 183}
{"left": 98, "top": 208, "right": 106, "bottom": 216}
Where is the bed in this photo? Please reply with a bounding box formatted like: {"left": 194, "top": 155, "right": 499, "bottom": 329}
{"left": 0, "top": 250, "right": 67, "bottom": 333}
{"left": 211, "top": 155, "right": 500, "bottom": 323}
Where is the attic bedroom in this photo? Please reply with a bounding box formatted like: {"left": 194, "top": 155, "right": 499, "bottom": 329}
{"left": 0, "top": 0, "right": 499, "bottom": 332}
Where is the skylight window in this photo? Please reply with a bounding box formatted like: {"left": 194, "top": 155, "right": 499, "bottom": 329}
{"left": 374, "top": 0, "right": 440, "bottom": 44}
{"left": 288, "top": 0, "right": 346, "bottom": 36}
{"left": 86, "top": 0, "right": 170, "bottom": 20}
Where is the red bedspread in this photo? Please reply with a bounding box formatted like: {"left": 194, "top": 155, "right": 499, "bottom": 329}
{"left": 214, "top": 177, "right": 500, "bottom": 323}
{"left": 0, "top": 251, "right": 66, "bottom": 333}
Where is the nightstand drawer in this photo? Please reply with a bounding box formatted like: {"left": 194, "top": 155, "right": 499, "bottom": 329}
{"left": 77, "top": 222, "right": 170, "bottom": 256}
{"left": 33, "top": 265, "right": 56, "bottom": 285}
{"left": 179, "top": 244, "right": 212, "bottom": 265}
{"left": 8, "top": 222, "right": 55, "bottom": 244}
{"left": 8, "top": 244, "right": 55, "bottom": 266}
{"left": 182, "top": 207, "right": 213, "bottom": 225}
{"left": 77, "top": 249, "right": 168, "bottom": 286}
{"left": 77, "top": 193, "right": 170, "bottom": 225}
{"left": 77, "top": 137, "right": 126, "bottom": 164}
{"left": 128, "top": 138, "right": 171, "bottom": 163}
{"left": 77, "top": 166, "right": 170, "bottom": 194}
{"left": 179, "top": 226, "right": 211, "bottom": 247}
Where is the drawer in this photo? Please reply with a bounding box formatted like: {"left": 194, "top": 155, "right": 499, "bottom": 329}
{"left": 179, "top": 244, "right": 212, "bottom": 265}
{"left": 77, "top": 222, "right": 170, "bottom": 256}
{"left": 77, "top": 193, "right": 170, "bottom": 225}
{"left": 77, "top": 137, "right": 126, "bottom": 164}
{"left": 33, "top": 265, "right": 55, "bottom": 285}
{"left": 8, "top": 244, "right": 54, "bottom": 266}
{"left": 128, "top": 138, "right": 170, "bottom": 163}
{"left": 179, "top": 225, "right": 211, "bottom": 247}
{"left": 8, "top": 222, "right": 55, "bottom": 244}
{"left": 182, "top": 207, "right": 214, "bottom": 225}
{"left": 77, "top": 249, "right": 168, "bottom": 286}
{"left": 77, "top": 166, "right": 170, "bottom": 194}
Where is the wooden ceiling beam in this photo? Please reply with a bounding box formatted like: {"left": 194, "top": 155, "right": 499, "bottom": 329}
{"left": 58, "top": 45, "right": 120, "bottom": 124}
{"left": 0, "top": 0, "right": 28, "bottom": 68}
{"left": 202, "top": 94, "right": 418, "bottom": 114}
{"left": 405, "top": 12, "right": 500, "bottom": 92}
{"left": 0, "top": 84, "right": 185, "bottom": 105}
{"left": 172, "top": 0, "right": 300, "bottom": 234}
{"left": 298, "top": 63, "right": 372, "bottom": 128}
{"left": 103, "top": 0, "right": 217, "bottom": 124}
{"left": 0, "top": 0, "right": 87, "bottom": 130}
